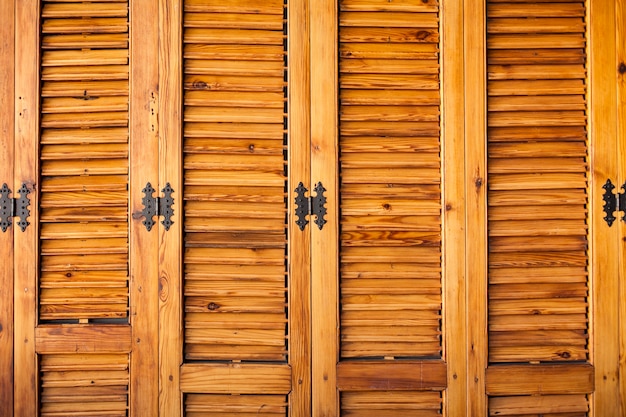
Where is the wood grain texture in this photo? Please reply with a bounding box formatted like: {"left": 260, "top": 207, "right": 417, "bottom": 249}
{"left": 35, "top": 325, "right": 131, "bottom": 354}
{"left": 0, "top": 1, "right": 14, "bottom": 415}
{"left": 486, "top": 363, "right": 594, "bottom": 396}
{"left": 180, "top": 363, "right": 291, "bottom": 394}
{"left": 288, "top": 0, "right": 312, "bottom": 415}
{"left": 14, "top": 0, "right": 40, "bottom": 415}
{"left": 617, "top": 2, "right": 626, "bottom": 415}
{"left": 589, "top": 0, "right": 621, "bottom": 415}
{"left": 129, "top": 0, "right": 159, "bottom": 414}
{"left": 311, "top": 0, "right": 339, "bottom": 415}
{"left": 465, "top": 0, "right": 487, "bottom": 414}
{"left": 337, "top": 361, "right": 446, "bottom": 391}
{"left": 158, "top": 0, "right": 183, "bottom": 415}
{"left": 441, "top": 0, "right": 467, "bottom": 413}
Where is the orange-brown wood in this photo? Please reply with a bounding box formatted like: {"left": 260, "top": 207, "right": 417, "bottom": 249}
{"left": 35, "top": 325, "right": 132, "bottom": 354}
{"left": 0, "top": 1, "right": 15, "bottom": 415}
{"left": 14, "top": 1, "right": 40, "bottom": 416}
{"left": 180, "top": 363, "right": 292, "bottom": 394}
{"left": 311, "top": 0, "right": 339, "bottom": 415}
{"left": 129, "top": 0, "right": 159, "bottom": 415}
{"left": 589, "top": 0, "right": 621, "bottom": 415}
{"left": 619, "top": 1, "right": 626, "bottom": 413}
{"left": 158, "top": 0, "right": 183, "bottom": 415}
{"left": 441, "top": 0, "right": 467, "bottom": 414}
{"left": 288, "top": 0, "right": 312, "bottom": 414}
{"left": 465, "top": 0, "right": 488, "bottom": 414}
{"left": 486, "top": 364, "right": 594, "bottom": 396}
{"left": 337, "top": 361, "right": 447, "bottom": 391}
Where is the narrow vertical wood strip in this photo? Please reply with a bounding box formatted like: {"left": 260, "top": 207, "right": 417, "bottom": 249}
{"left": 441, "top": 0, "right": 467, "bottom": 414}
{"left": 0, "top": 1, "right": 15, "bottom": 415}
{"left": 129, "top": 0, "right": 160, "bottom": 414}
{"left": 310, "top": 0, "right": 339, "bottom": 415}
{"left": 616, "top": 0, "right": 626, "bottom": 414}
{"left": 14, "top": 0, "right": 40, "bottom": 416}
{"left": 589, "top": 0, "right": 621, "bottom": 415}
{"left": 288, "top": 0, "right": 312, "bottom": 414}
{"left": 158, "top": 0, "right": 182, "bottom": 415}
{"left": 464, "top": 0, "right": 488, "bottom": 414}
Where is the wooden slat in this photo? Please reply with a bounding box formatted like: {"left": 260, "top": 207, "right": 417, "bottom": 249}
{"left": 185, "top": 394, "right": 288, "bottom": 416}
{"left": 180, "top": 363, "right": 291, "bottom": 394}
{"left": 341, "top": 391, "right": 442, "bottom": 417}
{"left": 36, "top": 325, "right": 131, "bottom": 353}
{"left": 489, "top": 395, "right": 589, "bottom": 416}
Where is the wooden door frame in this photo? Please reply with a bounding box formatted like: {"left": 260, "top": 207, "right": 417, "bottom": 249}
{"left": 0, "top": 1, "right": 15, "bottom": 415}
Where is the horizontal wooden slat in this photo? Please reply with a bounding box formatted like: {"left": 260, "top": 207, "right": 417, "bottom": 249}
{"left": 488, "top": 394, "right": 589, "bottom": 416}
{"left": 180, "top": 363, "right": 291, "bottom": 394}
{"left": 337, "top": 361, "right": 446, "bottom": 391}
{"left": 36, "top": 325, "right": 131, "bottom": 353}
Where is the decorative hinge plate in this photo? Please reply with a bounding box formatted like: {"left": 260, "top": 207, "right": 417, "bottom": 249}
{"left": 294, "top": 181, "right": 327, "bottom": 231}
{"left": 140, "top": 182, "right": 174, "bottom": 231}
{"left": 0, "top": 183, "right": 31, "bottom": 232}
{"left": 603, "top": 179, "right": 626, "bottom": 227}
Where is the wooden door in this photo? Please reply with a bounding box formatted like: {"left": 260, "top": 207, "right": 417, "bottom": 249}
{"left": 158, "top": 0, "right": 311, "bottom": 415}
{"left": 10, "top": 0, "right": 161, "bottom": 415}
{"left": 310, "top": 0, "right": 463, "bottom": 415}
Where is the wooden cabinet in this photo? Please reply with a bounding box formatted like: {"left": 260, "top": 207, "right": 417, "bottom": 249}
{"left": 1, "top": 0, "right": 625, "bottom": 416}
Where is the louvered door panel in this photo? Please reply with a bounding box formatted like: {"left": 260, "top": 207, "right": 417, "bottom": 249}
{"left": 325, "top": 0, "right": 445, "bottom": 413}
{"left": 182, "top": 0, "right": 288, "bottom": 364}
{"left": 486, "top": 0, "right": 592, "bottom": 413}
{"left": 39, "top": 0, "right": 130, "bottom": 322}
{"left": 180, "top": 2, "right": 293, "bottom": 409}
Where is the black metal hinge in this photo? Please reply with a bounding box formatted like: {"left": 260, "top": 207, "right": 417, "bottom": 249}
{"left": 139, "top": 182, "right": 174, "bottom": 231}
{"left": 294, "top": 181, "right": 327, "bottom": 231}
{"left": 0, "top": 183, "right": 31, "bottom": 232}
{"left": 602, "top": 179, "right": 626, "bottom": 227}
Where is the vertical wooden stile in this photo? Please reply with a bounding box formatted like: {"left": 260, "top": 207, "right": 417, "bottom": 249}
{"left": 617, "top": 1, "right": 626, "bottom": 414}
{"left": 0, "top": 1, "right": 15, "bottom": 415}
{"left": 158, "top": 0, "right": 183, "bottom": 415}
{"left": 465, "top": 0, "right": 488, "bottom": 414}
{"left": 129, "top": 0, "right": 160, "bottom": 414}
{"left": 311, "top": 0, "right": 339, "bottom": 414}
{"left": 616, "top": 0, "right": 626, "bottom": 414}
{"left": 288, "top": 0, "right": 312, "bottom": 414}
{"left": 14, "top": 0, "right": 40, "bottom": 415}
{"left": 589, "top": 0, "right": 620, "bottom": 414}
{"left": 441, "top": 0, "right": 467, "bottom": 414}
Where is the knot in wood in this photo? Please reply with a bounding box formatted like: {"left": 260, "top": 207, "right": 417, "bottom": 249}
{"left": 208, "top": 302, "right": 220, "bottom": 311}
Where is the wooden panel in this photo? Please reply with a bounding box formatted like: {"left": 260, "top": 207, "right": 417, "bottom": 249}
{"left": 337, "top": 361, "right": 446, "bottom": 391}
{"left": 185, "top": 394, "right": 287, "bottom": 417}
{"left": 182, "top": 0, "right": 289, "bottom": 366}
{"left": 487, "top": 0, "right": 589, "bottom": 364}
{"left": 180, "top": 363, "right": 291, "bottom": 394}
{"left": 39, "top": 353, "right": 129, "bottom": 417}
{"left": 341, "top": 391, "right": 442, "bottom": 417}
{"left": 486, "top": 364, "right": 593, "bottom": 396}
{"left": 0, "top": 1, "right": 14, "bottom": 415}
{"left": 338, "top": 0, "right": 442, "bottom": 361}
{"left": 38, "top": 0, "right": 130, "bottom": 322}
{"left": 486, "top": 1, "right": 593, "bottom": 414}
